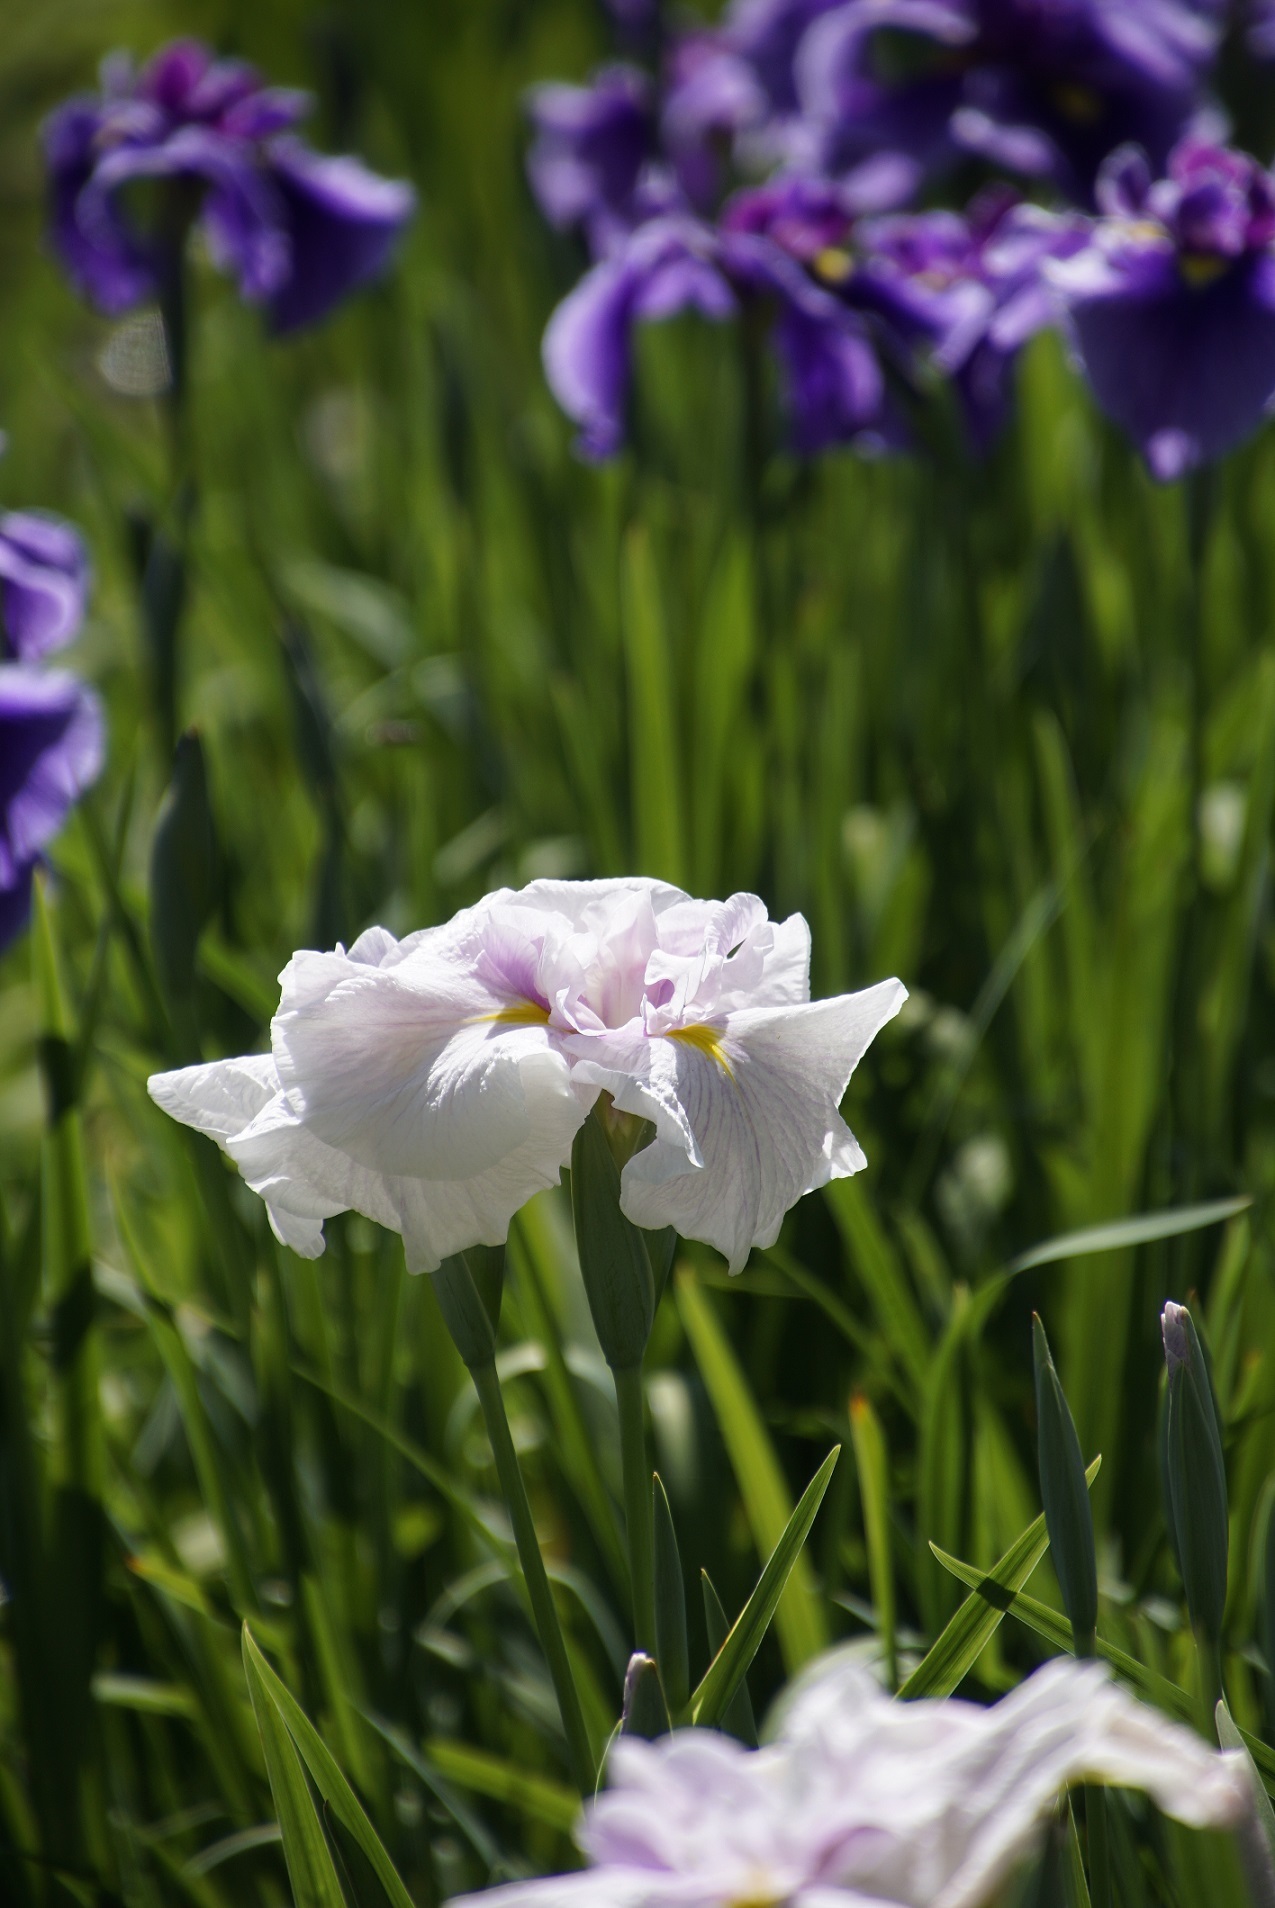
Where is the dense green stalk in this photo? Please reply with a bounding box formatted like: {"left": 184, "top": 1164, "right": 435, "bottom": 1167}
{"left": 468, "top": 1359, "right": 595, "bottom": 1793}
{"left": 1087, "top": 1788, "right": 1112, "bottom": 1908}
{"left": 615, "top": 1363, "right": 656, "bottom": 1656}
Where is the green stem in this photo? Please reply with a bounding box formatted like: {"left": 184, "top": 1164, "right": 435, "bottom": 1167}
{"left": 469, "top": 1359, "right": 595, "bottom": 1793}
{"left": 614, "top": 1363, "right": 656, "bottom": 1654}
{"left": 1087, "top": 1786, "right": 1112, "bottom": 1908}
{"left": 1198, "top": 1630, "right": 1225, "bottom": 1722}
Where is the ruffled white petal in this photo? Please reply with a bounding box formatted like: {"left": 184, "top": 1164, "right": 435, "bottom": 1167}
{"left": 779, "top": 1654, "right": 1251, "bottom": 1908}
{"left": 568, "top": 978, "right": 906, "bottom": 1272}
{"left": 149, "top": 1046, "right": 587, "bottom": 1272}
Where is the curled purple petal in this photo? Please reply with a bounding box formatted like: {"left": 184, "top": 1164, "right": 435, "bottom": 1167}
{"left": 0, "top": 666, "right": 104, "bottom": 949}
{"left": 0, "top": 512, "right": 90, "bottom": 662}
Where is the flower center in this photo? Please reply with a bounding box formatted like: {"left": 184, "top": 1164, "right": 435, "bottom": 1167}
{"left": 1179, "top": 251, "right": 1229, "bottom": 288}
{"left": 666, "top": 1022, "right": 734, "bottom": 1077}
{"left": 482, "top": 1001, "right": 551, "bottom": 1026}
{"left": 813, "top": 246, "right": 854, "bottom": 285}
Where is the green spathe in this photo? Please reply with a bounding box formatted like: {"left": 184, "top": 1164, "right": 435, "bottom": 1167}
{"left": 570, "top": 1104, "right": 657, "bottom": 1372}
{"left": 1162, "top": 1301, "right": 1229, "bottom": 1645}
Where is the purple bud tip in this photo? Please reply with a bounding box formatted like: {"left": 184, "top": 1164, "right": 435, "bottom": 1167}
{"left": 623, "top": 1651, "right": 656, "bottom": 1700}
{"left": 1161, "top": 1300, "right": 1192, "bottom": 1374}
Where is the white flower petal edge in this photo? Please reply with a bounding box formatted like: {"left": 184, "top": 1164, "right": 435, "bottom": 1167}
{"left": 568, "top": 977, "right": 907, "bottom": 1273}
{"left": 778, "top": 1654, "right": 1252, "bottom": 1908}
{"left": 147, "top": 1047, "right": 586, "bottom": 1272}
{"left": 147, "top": 920, "right": 591, "bottom": 1272}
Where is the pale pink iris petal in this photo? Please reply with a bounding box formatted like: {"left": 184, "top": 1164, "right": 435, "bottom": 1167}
{"left": 149, "top": 919, "right": 591, "bottom": 1272}
{"left": 568, "top": 978, "right": 906, "bottom": 1274}
{"left": 779, "top": 1655, "right": 1252, "bottom": 1908}
{"left": 272, "top": 927, "right": 580, "bottom": 1181}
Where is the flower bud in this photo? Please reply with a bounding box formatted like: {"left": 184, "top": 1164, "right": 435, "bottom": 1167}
{"left": 1032, "top": 1315, "right": 1097, "bottom": 1652}
{"left": 620, "top": 1651, "right": 670, "bottom": 1740}
{"left": 431, "top": 1246, "right": 505, "bottom": 1370}
{"left": 1161, "top": 1300, "right": 1228, "bottom": 1643}
{"left": 571, "top": 1104, "right": 656, "bottom": 1371}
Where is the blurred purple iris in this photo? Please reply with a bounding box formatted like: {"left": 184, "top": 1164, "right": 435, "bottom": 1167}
{"left": 0, "top": 668, "right": 104, "bottom": 953}
{"left": 526, "top": 67, "right": 662, "bottom": 254}
{"left": 1050, "top": 138, "right": 1275, "bottom": 478}
{"left": 853, "top": 189, "right": 1088, "bottom": 446}
{"left": 544, "top": 201, "right": 896, "bottom": 459}
{"left": 0, "top": 513, "right": 90, "bottom": 662}
{"left": 797, "top": 0, "right": 1221, "bottom": 204}
{"left": 44, "top": 39, "right": 415, "bottom": 334}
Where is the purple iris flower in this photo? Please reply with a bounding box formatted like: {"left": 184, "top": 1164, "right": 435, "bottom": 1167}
{"left": 854, "top": 189, "right": 1088, "bottom": 445}
{"left": 43, "top": 39, "right": 415, "bottom": 334}
{"left": 795, "top": 0, "right": 1221, "bottom": 203}
{"left": 1049, "top": 138, "right": 1275, "bottom": 479}
{"left": 543, "top": 203, "right": 896, "bottom": 459}
{"left": 0, "top": 513, "right": 90, "bottom": 662}
{"left": 0, "top": 667, "right": 104, "bottom": 953}
{"left": 543, "top": 216, "right": 737, "bottom": 455}
{"left": 526, "top": 66, "right": 661, "bottom": 255}
{"left": 1249, "top": 0, "right": 1275, "bottom": 56}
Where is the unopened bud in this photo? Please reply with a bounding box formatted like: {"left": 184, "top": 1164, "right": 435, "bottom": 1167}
{"left": 1161, "top": 1300, "right": 1228, "bottom": 1643}
{"left": 571, "top": 1105, "right": 657, "bottom": 1371}
{"left": 620, "top": 1652, "right": 670, "bottom": 1740}
{"left": 431, "top": 1246, "right": 505, "bottom": 1369}
{"left": 1162, "top": 1299, "right": 1192, "bottom": 1375}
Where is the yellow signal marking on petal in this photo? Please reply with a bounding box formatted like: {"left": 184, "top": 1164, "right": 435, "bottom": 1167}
{"left": 813, "top": 246, "right": 854, "bottom": 285}
{"left": 477, "top": 1001, "right": 551, "bottom": 1026}
{"left": 1179, "top": 252, "right": 1229, "bottom": 288}
{"left": 667, "top": 1022, "right": 734, "bottom": 1079}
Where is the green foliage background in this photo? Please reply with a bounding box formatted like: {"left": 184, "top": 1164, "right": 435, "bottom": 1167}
{"left": 4, "top": 0, "right": 1275, "bottom": 1902}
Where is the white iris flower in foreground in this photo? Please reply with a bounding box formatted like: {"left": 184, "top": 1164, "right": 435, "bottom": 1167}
{"left": 452, "top": 1659, "right": 1252, "bottom": 1908}
{"left": 148, "top": 877, "right": 905, "bottom": 1272}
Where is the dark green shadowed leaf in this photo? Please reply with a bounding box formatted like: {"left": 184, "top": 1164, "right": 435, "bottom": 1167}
{"left": 701, "top": 1573, "right": 757, "bottom": 1747}
{"left": 1032, "top": 1316, "right": 1097, "bottom": 1650}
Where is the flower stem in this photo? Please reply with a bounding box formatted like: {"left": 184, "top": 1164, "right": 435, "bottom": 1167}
{"left": 1198, "top": 1630, "right": 1225, "bottom": 1723}
{"left": 1087, "top": 1787, "right": 1112, "bottom": 1908}
{"left": 614, "top": 1363, "right": 656, "bottom": 1655}
{"left": 469, "top": 1358, "right": 595, "bottom": 1793}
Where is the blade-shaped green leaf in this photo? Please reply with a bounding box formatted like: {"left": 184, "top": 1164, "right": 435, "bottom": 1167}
{"left": 688, "top": 1446, "right": 840, "bottom": 1727}
{"left": 242, "top": 1625, "right": 415, "bottom": 1908}
{"left": 900, "top": 1457, "right": 1100, "bottom": 1698}
{"left": 241, "top": 1627, "right": 346, "bottom": 1908}
{"left": 1007, "top": 1198, "right": 1250, "bottom": 1276}
{"left": 1217, "top": 1698, "right": 1275, "bottom": 1855}
{"left": 849, "top": 1393, "right": 897, "bottom": 1689}
{"left": 677, "top": 1268, "right": 828, "bottom": 1669}
{"left": 423, "top": 1740, "right": 579, "bottom": 1834}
